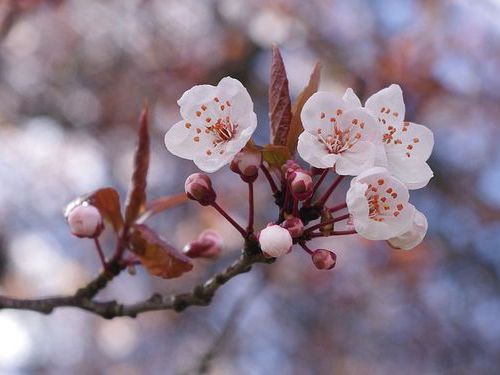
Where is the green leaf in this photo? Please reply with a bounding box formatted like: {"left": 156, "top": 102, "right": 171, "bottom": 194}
{"left": 262, "top": 144, "right": 291, "bottom": 168}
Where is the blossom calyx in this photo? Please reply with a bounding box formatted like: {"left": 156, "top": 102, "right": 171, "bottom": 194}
{"left": 67, "top": 204, "right": 104, "bottom": 238}
{"left": 185, "top": 173, "right": 216, "bottom": 206}
{"left": 311, "top": 249, "right": 337, "bottom": 270}
{"left": 230, "top": 149, "right": 262, "bottom": 183}
{"left": 258, "top": 224, "right": 293, "bottom": 258}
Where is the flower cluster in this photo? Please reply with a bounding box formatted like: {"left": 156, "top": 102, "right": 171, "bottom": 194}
{"left": 164, "top": 74, "right": 433, "bottom": 270}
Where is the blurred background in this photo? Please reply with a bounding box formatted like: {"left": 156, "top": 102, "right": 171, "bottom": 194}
{"left": 0, "top": 0, "right": 499, "bottom": 373}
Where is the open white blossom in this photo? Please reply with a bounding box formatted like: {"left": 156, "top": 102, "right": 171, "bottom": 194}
{"left": 388, "top": 209, "right": 428, "bottom": 250}
{"left": 356, "top": 84, "right": 434, "bottom": 189}
{"left": 346, "top": 167, "right": 415, "bottom": 240}
{"left": 297, "top": 91, "right": 383, "bottom": 175}
{"left": 165, "top": 77, "right": 257, "bottom": 173}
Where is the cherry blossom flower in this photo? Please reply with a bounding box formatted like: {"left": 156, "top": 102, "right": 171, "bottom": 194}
{"left": 297, "top": 90, "right": 383, "bottom": 175}
{"left": 259, "top": 224, "right": 293, "bottom": 257}
{"left": 165, "top": 77, "right": 257, "bottom": 173}
{"left": 362, "top": 84, "right": 434, "bottom": 189}
{"left": 388, "top": 210, "right": 428, "bottom": 250}
{"left": 346, "top": 167, "right": 415, "bottom": 240}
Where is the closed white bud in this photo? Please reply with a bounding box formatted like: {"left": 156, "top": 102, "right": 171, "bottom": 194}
{"left": 68, "top": 205, "right": 103, "bottom": 238}
{"left": 258, "top": 224, "right": 293, "bottom": 257}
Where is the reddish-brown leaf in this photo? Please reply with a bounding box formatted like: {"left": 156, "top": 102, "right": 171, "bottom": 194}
{"left": 65, "top": 188, "right": 123, "bottom": 233}
{"left": 262, "top": 144, "right": 292, "bottom": 168}
{"left": 136, "top": 193, "right": 189, "bottom": 223}
{"left": 269, "top": 46, "right": 292, "bottom": 146}
{"left": 129, "top": 224, "right": 193, "bottom": 279}
{"left": 287, "top": 62, "right": 321, "bottom": 155}
{"left": 125, "top": 104, "right": 150, "bottom": 225}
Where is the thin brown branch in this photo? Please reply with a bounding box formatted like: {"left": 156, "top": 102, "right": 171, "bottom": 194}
{"left": 0, "top": 242, "right": 272, "bottom": 319}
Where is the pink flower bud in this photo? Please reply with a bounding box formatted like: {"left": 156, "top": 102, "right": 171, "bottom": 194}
{"left": 282, "top": 160, "right": 300, "bottom": 179}
{"left": 183, "top": 229, "right": 223, "bottom": 259}
{"left": 258, "top": 224, "right": 293, "bottom": 257}
{"left": 311, "top": 249, "right": 337, "bottom": 270}
{"left": 67, "top": 204, "right": 103, "bottom": 238}
{"left": 282, "top": 217, "right": 304, "bottom": 238}
{"left": 185, "top": 173, "right": 216, "bottom": 206}
{"left": 288, "top": 170, "right": 313, "bottom": 201}
{"left": 230, "top": 150, "right": 262, "bottom": 183}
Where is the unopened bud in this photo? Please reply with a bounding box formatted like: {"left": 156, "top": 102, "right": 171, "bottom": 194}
{"left": 282, "top": 160, "right": 300, "bottom": 179}
{"left": 288, "top": 170, "right": 313, "bottom": 201}
{"left": 185, "top": 173, "right": 216, "bottom": 206}
{"left": 282, "top": 217, "right": 304, "bottom": 238}
{"left": 230, "top": 150, "right": 262, "bottom": 183}
{"left": 67, "top": 204, "right": 103, "bottom": 238}
{"left": 258, "top": 224, "right": 293, "bottom": 258}
{"left": 311, "top": 249, "right": 337, "bottom": 270}
{"left": 183, "top": 229, "right": 223, "bottom": 259}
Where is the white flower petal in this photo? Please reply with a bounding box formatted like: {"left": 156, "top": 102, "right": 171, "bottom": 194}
{"left": 365, "top": 84, "right": 405, "bottom": 136}
{"left": 388, "top": 210, "right": 428, "bottom": 250}
{"left": 386, "top": 157, "right": 433, "bottom": 189}
{"left": 336, "top": 108, "right": 382, "bottom": 142}
{"left": 335, "top": 141, "right": 376, "bottom": 176}
{"left": 301, "top": 91, "right": 347, "bottom": 134}
{"left": 164, "top": 120, "right": 210, "bottom": 159}
{"left": 346, "top": 180, "right": 370, "bottom": 219}
{"left": 342, "top": 88, "right": 362, "bottom": 109}
{"left": 297, "top": 132, "right": 339, "bottom": 168}
{"left": 217, "top": 77, "right": 254, "bottom": 122}
{"left": 385, "top": 122, "right": 434, "bottom": 162}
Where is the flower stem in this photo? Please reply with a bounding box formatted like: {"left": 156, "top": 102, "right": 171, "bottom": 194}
{"left": 211, "top": 202, "right": 247, "bottom": 238}
{"left": 309, "top": 229, "right": 357, "bottom": 238}
{"left": 317, "top": 175, "right": 345, "bottom": 207}
{"left": 292, "top": 198, "right": 299, "bottom": 217}
{"left": 93, "top": 238, "right": 107, "bottom": 269}
{"left": 299, "top": 242, "right": 314, "bottom": 255}
{"left": 247, "top": 182, "right": 254, "bottom": 234}
{"left": 305, "top": 168, "right": 329, "bottom": 205}
{"left": 328, "top": 202, "right": 348, "bottom": 213}
{"left": 304, "top": 213, "right": 350, "bottom": 234}
{"left": 260, "top": 164, "right": 278, "bottom": 194}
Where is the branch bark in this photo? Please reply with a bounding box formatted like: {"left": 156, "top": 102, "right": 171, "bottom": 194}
{"left": 0, "top": 242, "right": 272, "bottom": 319}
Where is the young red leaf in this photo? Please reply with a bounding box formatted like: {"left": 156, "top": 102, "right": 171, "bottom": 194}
{"left": 124, "top": 104, "right": 150, "bottom": 225}
{"left": 65, "top": 188, "right": 123, "bottom": 233}
{"left": 262, "top": 144, "right": 292, "bottom": 168}
{"left": 136, "top": 193, "right": 188, "bottom": 223}
{"left": 129, "top": 224, "right": 193, "bottom": 279}
{"left": 287, "top": 62, "right": 321, "bottom": 155}
{"left": 269, "top": 46, "right": 292, "bottom": 146}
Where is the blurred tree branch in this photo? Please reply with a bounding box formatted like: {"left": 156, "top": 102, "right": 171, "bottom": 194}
{"left": 0, "top": 241, "right": 272, "bottom": 319}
